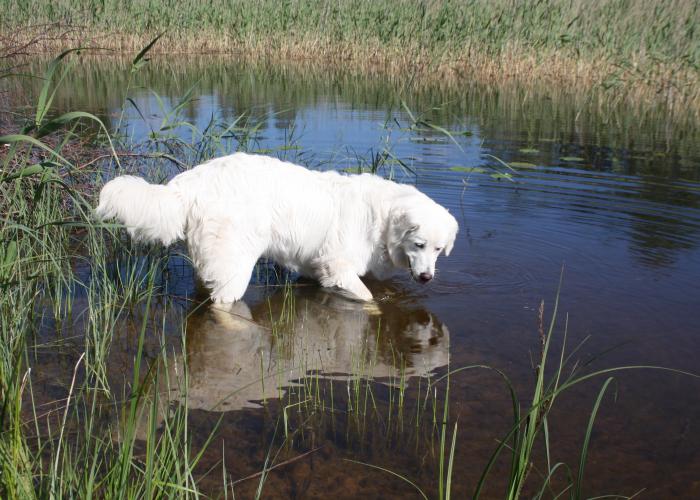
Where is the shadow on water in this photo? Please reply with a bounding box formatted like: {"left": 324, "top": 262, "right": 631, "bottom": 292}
{"left": 171, "top": 285, "right": 449, "bottom": 412}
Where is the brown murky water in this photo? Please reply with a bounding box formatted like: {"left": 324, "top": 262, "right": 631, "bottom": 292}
{"left": 13, "top": 56, "right": 700, "bottom": 498}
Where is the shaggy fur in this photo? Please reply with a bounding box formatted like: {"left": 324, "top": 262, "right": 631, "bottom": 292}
{"left": 96, "top": 153, "right": 458, "bottom": 303}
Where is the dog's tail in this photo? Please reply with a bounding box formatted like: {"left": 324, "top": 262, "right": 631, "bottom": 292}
{"left": 95, "top": 176, "right": 185, "bottom": 246}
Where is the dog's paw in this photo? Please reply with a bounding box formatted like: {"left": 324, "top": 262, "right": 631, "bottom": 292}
{"left": 330, "top": 285, "right": 373, "bottom": 303}
{"left": 211, "top": 293, "right": 243, "bottom": 305}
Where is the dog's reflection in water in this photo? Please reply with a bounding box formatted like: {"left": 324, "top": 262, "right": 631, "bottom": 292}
{"left": 170, "top": 286, "right": 449, "bottom": 412}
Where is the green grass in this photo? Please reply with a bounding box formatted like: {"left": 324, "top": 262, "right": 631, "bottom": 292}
{"left": 0, "top": 44, "right": 222, "bottom": 498}
{"left": 1, "top": 0, "right": 697, "bottom": 64}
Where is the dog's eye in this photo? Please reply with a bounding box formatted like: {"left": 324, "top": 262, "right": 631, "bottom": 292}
{"left": 415, "top": 242, "right": 425, "bottom": 249}
{"left": 436, "top": 247, "right": 442, "bottom": 252}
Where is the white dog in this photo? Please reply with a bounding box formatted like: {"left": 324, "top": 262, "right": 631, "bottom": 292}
{"left": 96, "top": 153, "right": 458, "bottom": 303}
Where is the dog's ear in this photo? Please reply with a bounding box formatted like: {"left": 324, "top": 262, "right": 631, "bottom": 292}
{"left": 405, "top": 224, "right": 419, "bottom": 237}
{"left": 387, "top": 203, "right": 418, "bottom": 268}
{"left": 444, "top": 217, "right": 458, "bottom": 256}
{"left": 389, "top": 204, "right": 417, "bottom": 243}
{"left": 444, "top": 239, "right": 455, "bottom": 256}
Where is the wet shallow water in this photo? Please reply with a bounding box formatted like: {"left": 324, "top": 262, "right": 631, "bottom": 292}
{"left": 13, "top": 56, "right": 700, "bottom": 497}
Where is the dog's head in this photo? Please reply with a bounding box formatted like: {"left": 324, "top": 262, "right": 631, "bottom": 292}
{"left": 387, "top": 194, "right": 458, "bottom": 283}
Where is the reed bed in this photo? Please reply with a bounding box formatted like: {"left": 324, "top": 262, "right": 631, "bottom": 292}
{"left": 1, "top": 0, "right": 699, "bottom": 114}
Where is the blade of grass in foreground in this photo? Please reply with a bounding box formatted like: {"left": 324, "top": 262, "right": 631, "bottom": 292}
{"left": 576, "top": 377, "right": 615, "bottom": 499}
{"left": 342, "top": 459, "right": 429, "bottom": 500}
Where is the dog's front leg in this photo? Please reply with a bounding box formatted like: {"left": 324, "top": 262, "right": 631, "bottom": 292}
{"left": 333, "top": 274, "right": 374, "bottom": 302}
{"left": 315, "top": 259, "right": 373, "bottom": 302}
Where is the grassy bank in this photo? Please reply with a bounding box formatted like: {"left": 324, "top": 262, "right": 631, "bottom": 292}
{"left": 1, "top": 0, "right": 699, "bottom": 115}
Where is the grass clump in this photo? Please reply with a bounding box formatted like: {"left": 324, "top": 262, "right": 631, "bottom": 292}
{"left": 0, "top": 44, "right": 214, "bottom": 499}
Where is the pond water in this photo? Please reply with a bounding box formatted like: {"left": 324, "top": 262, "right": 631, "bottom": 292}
{"left": 14, "top": 56, "right": 700, "bottom": 497}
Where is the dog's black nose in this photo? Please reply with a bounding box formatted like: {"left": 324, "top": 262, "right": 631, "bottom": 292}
{"left": 418, "top": 272, "right": 433, "bottom": 283}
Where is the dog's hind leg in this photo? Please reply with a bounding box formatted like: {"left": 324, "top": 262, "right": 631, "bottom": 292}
{"left": 208, "top": 258, "right": 258, "bottom": 303}
{"left": 189, "top": 216, "right": 263, "bottom": 304}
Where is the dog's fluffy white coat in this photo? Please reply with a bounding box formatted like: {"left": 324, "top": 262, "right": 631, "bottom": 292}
{"left": 96, "top": 153, "right": 458, "bottom": 302}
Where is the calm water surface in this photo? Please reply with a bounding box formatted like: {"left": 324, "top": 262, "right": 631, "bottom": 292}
{"left": 16, "top": 57, "right": 700, "bottom": 498}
